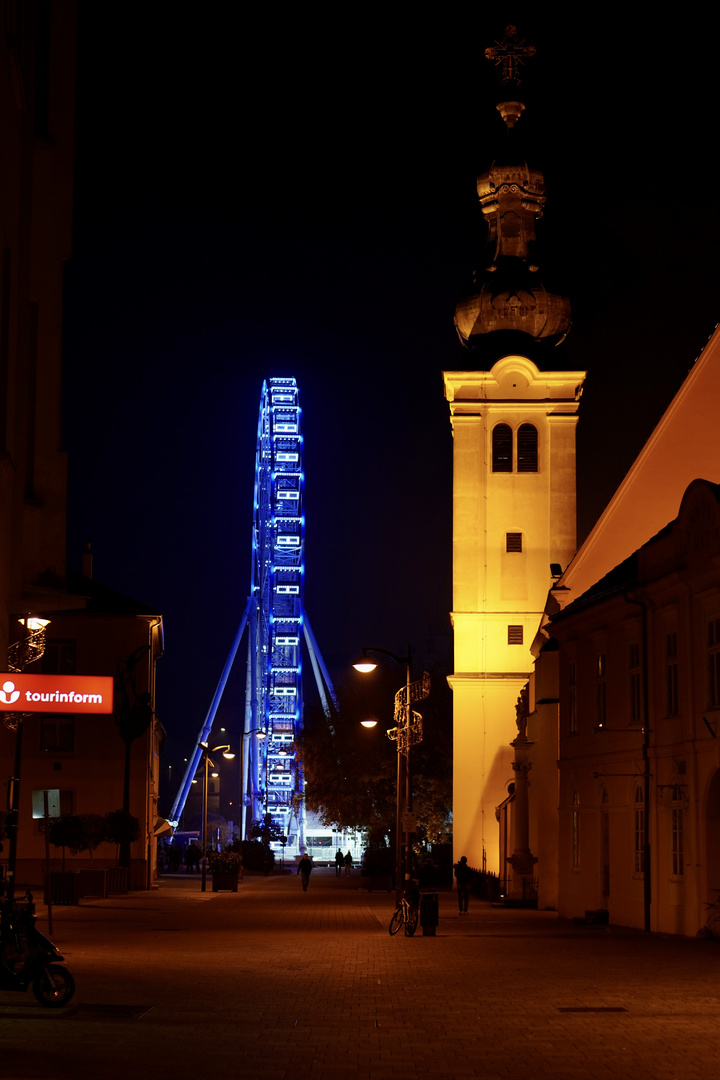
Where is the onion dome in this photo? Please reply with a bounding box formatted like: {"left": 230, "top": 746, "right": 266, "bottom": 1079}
{"left": 455, "top": 28, "right": 571, "bottom": 350}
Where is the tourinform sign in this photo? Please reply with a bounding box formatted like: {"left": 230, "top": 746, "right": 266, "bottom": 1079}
{"left": 0, "top": 673, "right": 113, "bottom": 714}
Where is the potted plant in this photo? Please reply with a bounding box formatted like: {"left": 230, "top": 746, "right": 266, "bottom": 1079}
{"left": 47, "top": 814, "right": 87, "bottom": 904}
{"left": 208, "top": 845, "right": 243, "bottom": 892}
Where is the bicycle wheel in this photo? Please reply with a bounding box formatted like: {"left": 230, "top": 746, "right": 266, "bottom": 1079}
{"left": 404, "top": 906, "right": 418, "bottom": 937}
{"left": 389, "top": 907, "right": 404, "bottom": 935}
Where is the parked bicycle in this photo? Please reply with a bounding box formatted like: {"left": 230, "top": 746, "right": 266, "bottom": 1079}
{"left": 389, "top": 896, "right": 418, "bottom": 936}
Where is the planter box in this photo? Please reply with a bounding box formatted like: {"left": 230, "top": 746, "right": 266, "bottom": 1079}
{"left": 106, "top": 867, "right": 129, "bottom": 894}
{"left": 45, "top": 871, "right": 80, "bottom": 906}
{"left": 77, "top": 868, "right": 108, "bottom": 898}
{"left": 211, "top": 872, "right": 239, "bottom": 893}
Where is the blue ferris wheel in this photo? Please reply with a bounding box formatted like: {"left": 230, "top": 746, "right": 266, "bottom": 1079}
{"left": 169, "top": 378, "right": 337, "bottom": 854}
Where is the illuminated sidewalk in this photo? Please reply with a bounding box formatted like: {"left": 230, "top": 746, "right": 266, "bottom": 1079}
{"left": 1, "top": 868, "right": 718, "bottom": 1080}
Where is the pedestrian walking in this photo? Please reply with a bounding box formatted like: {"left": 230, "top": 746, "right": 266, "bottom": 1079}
{"left": 335, "top": 849, "right": 344, "bottom": 877}
{"left": 344, "top": 850, "right": 353, "bottom": 877}
{"left": 454, "top": 855, "right": 473, "bottom": 913}
{"left": 297, "top": 852, "right": 313, "bottom": 891}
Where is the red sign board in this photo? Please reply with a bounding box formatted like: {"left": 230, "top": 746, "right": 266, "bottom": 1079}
{"left": 0, "top": 673, "right": 114, "bottom": 714}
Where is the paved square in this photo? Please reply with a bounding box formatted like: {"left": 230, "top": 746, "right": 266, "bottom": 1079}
{"left": 1, "top": 869, "right": 717, "bottom": 1080}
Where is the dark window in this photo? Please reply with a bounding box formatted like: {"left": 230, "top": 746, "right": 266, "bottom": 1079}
{"left": 671, "top": 787, "right": 685, "bottom": 877}
{"left": 707, "top": 617, "right": 720, "bottom": 707}
{"left": 508, "top": 625, "right": 523, "bottom": 645}
{"left": 666, "top": 631, "right": 679, "bottom": 716}
{"left": 633, "top": 786, "right": 645, "bottom": 874}
{"left": 506, "top": 532, "right": 523, "bottom": 553}
{"left": 568, "top": 661, "right": 577, "bottom": 734}
{"left": 517, "top": 424, "right": 538, "bottom": 472}
{"left": 629, "top": 643, "right": 642, "bottom": 723}
{"left": 40, "top": 718, "right": 74, "bottom": 753}
{"left": 596, "top": 654, "right": 607, "bottom": 727}
{"left": 492, "top": 424, "right": 513, "bottom": 472}
{"left": 42, "top": 639, "right": 76, "bottom": 675}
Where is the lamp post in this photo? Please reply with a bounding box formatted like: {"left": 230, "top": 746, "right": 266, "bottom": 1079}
{"left": 239, "top": 727, "right": 266, "bottom": 841}
{"left": 353, "top": 646, "right": 429, "bottom": 905}
{"left": 199, "top": 742, "right": 235, "bottom": 892}
{"left": 4, "top": 616, "right": 50, "bottom": 903}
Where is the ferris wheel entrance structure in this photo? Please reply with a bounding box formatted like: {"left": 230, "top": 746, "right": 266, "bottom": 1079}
{"left": 169, "top": 378, "right": 337, "bottom": 854}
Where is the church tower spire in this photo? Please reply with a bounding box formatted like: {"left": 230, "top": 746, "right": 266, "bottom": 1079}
{"left": 454, "top": 26, "right": 571, "bottom": 352}
{"left": 443, "top": 28, "right": 585, "bottom": 880}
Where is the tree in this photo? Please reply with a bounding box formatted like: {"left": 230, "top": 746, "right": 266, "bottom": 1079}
{"left": 49, "top": 813, "right": 106, "bottom": 866}
{"left": 104, "top": 810, "right": 140, "bottom": 864}
{"left": 298, "top": 660, "right": 453, "bottom": 850}
{"left": 82, "top": 814, "right": 107, "bottom": 857}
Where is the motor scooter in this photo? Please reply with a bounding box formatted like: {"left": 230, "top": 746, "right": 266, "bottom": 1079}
{"left": 0, "top": 890, "right": 75, "bottom": 1007}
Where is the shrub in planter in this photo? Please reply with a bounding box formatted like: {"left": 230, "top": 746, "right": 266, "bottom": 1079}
{"left": 104, "top": 810, "right": 140, "bottom": 864}
{"left": 207, "top": 847, "right": 243, "bottom": 875}
{"left": 208, "top": 845, "right": 243, "bottom": 892}
{"left": 241, "top": 839, "right": 274, "bottom": 872}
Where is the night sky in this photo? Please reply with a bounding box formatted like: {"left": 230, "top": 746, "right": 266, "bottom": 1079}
{"left": 60, "top": 10, "right": 719, "bottom": 787}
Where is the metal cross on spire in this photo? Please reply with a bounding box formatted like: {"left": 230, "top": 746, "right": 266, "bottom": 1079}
{"left": 485, "top": 25, "right": 536, "bottom": 87}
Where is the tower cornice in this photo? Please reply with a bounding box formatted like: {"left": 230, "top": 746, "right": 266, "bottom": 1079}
{"left": 444, "top": 356, "right": 585, "bottom": 406}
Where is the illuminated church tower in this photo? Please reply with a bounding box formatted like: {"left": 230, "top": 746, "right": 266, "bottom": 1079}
{"left": 443, "top": 28, "right": 585, "bottom": 874}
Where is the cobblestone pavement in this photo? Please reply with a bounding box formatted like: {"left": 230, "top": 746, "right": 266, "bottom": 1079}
{"left": 0, "top": 868, "right": 717, "bottom": 1080}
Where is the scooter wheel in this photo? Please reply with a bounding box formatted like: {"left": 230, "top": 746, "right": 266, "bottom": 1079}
{"left": 32, "top": 963, "right": 75, "bottom": 1008}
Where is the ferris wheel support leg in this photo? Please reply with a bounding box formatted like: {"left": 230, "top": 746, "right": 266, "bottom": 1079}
{"left": 168, "top": 597, "right": 254, "bottom": 827}
{"left": 247, "top": 597, "right": 265, "bottom": 827}
{"left": 241, "top": 632, "right": 254, "bottom": 842}
{"left": 303, "top": 617, "right": 339, "bottom": 718}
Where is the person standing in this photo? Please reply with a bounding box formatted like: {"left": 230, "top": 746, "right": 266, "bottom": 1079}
{"left": 297, "top": 852, "right": 313, "bottom": 891}
{"left": 344, "top": 850, "right": 353, "bottom": 877}
{"left": 335, "top": 849, "right": 344, "bottom": 877}
{"left": 454, "top": 855, "right": 472, "bottom": 914}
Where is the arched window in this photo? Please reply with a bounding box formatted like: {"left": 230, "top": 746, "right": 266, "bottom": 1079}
{"left": 517, "top": 423, "right": 538, "bottom": 472}
{"left": 492, "top": 424, "right": 512, "bottom": 472}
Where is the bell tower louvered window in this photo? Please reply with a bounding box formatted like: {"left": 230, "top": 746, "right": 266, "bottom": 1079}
{"left": 517, "top": 424, "right": 538, "bottom": 472}
{"left": 492, "top": 424, "right": 513, "bottom": 472}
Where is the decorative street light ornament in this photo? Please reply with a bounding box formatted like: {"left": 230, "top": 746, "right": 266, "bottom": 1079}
{"left": 387, "top": 670, "right": 431, "bottom": 754}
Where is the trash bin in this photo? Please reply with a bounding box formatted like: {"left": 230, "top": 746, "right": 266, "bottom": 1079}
{"left": 419, "top": 890, "right": 439, "bottom": 936}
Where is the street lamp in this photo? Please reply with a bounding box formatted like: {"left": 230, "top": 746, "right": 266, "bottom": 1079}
{"left": 352, "top": 646, "right": 429, "bottom": 905}
{"left": 4, "top": 616, "right": 50, "bottom": 903}
{"left": 239, "top": 727, "right": 266, "bottom": 841}
{"left": 199, "top": 741, "right": 235, "bottom": 892}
